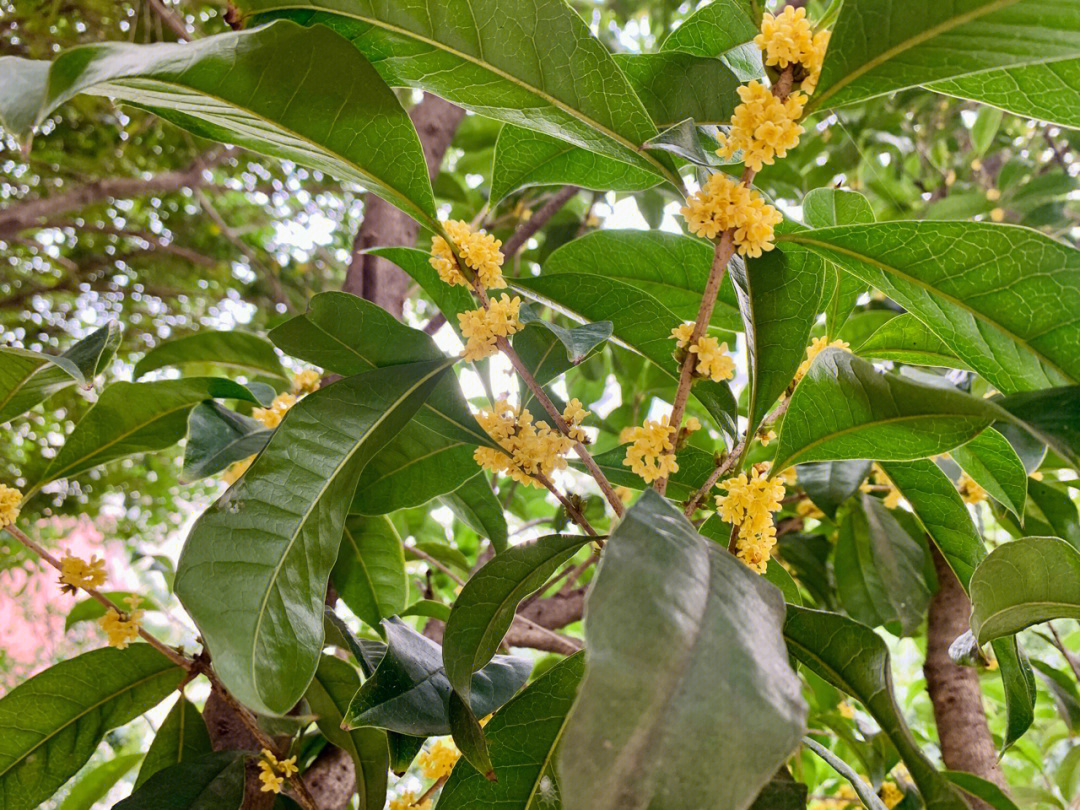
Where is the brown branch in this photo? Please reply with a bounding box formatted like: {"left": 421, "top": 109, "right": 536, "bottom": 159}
{"left": 501, "top": 185, "right": 578, "bottom": 258}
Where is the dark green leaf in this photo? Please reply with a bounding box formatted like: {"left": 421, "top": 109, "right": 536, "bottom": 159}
{"left": 1031, "top": 659, "right": 1080, "bottom": 731}
{"left": 440, "top": 474, "right": 509, "bottom": 554}
{"left": 659, "top": 0, "right": 759, "bottom": 57}
{"left": 0, "top": 645, "right": 184, "bottom": 810}
{"left": 135, "top": 697, "right": 212, "bottom": 789}
{"left": 176, "top": 359, "right": 451, "bottom": 715}
{"left": 995, "top": 386, "right": 1080, "bottom": 469}
{"left": 944, "top": 770, "right": 1022, "bottom": 810}
{"left": 113, "top": 751, "right": 246, "bottom": 810}
{"left": 369, "top": 247, "right": 475, "bottom": 337}
{"left": 992, "top": 636, "right": 1037, "bottom": 751}
{"left": 644, "top": 118, "right": 726, "bottom": 167}
{"left": 518, "top": 304, "right": 612, "bottom": 365}
{"left": 333, "top": 515, "right": 407, "bottom": 634}
{"left": 182, "top": 401, "right": 271, "bottom": 483}
{"left": 614, "top": 52, "right": 744, "bottom": 127}
{"left": 748, "top": 768, "right": 808, "bottom": 810}
{"left": 951, "top": 429, "right": 1028, "bottom": 520}
{"left": 1027, "top": 478, "right": 1080, "bottom": 549}
{"left": 448, "top": 691, "right": 494, "bottom": 777}
{"left": 56, "top": 753, "right": 142, "bottom": 810}
{"left": 929, "top": 59, "right": 1080, "bottom": 130}
{"left": 796, "top": 460, "right": 872, "bottom": 520}
{"left": 856, "top": 314, "right": 969, "bottom": 370}
{"left": 134, "top": 330, "right": 287, "bottom": 381}
{"left": 560, "top": 490, "right": 806, "bottom": 810}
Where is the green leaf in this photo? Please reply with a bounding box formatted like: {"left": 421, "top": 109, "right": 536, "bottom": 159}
{"left": 306, "top": 656, "right": 389, "bottom": 810}
{"left": 951, "top": 429, "right": 1028, "bottom": 520}
{"left": 56, "top": 753, "right": 142, "bottom": 810}
{"left": 783, "top": 607, "right": 968, "bottom": 810}
{"left": 490, "top": 125, "right": 660, "bottom": 205}
{"left": 802, "top": 739, "right": 889, "bottom": 810}
{"left": 437, "top": 652, "right": 585, "bottom": 807}
{"left": 175, "top": 359, "right": 452, "bottom": 715}
{"left": 834, "top": 495, "right": 931, "bottom": 636}
{"left": 401, "top": 600, "right": 452, "bottom": 622}
{"left": 345, "top": 618, "right": 530, "bottom": 736}
{"left": 269, "top": 292, "right": 491, "bottom": 447}
{"left": 992, "top": 636, "right": 1037, "bottom": 751}
{"left": 443, "top": 533, "right": 589, "bottom": 702}
{"left": 1027, "top": 478, "right": 1080, "bottom": 549}
{"left": 748, "top": 768, "right": 808, "bottom": 810}
{"left": 36, "top": 377, "right": 256, "bottom": 489}
{"left": 644, "top": 118, "right": 726, "bottom": 167}
{"left": 773, "top": 349, "right": 1001, "bottom": 472}
{"left": 518, "top": 304, "right": 612, "bottom": 366}
{"left": 368, "top": 247, "right": 475, "bottom": 337}
{"left": 135, "top": 697, "right": 212, "bottom": 789}
{"left": 971, "top": 106, "right": 1005, "bottom": 156}
{"left": 0, "top": 21, "right": 437, "bottom": 228}
{"left": 731, "top": 245, "right": 826, "bottom": 433}
{"left": 0, "top": 645, "right": 184, "bottom": 810}
{"left": 995, "top": 386, "right": 1080, "bottom": 469}
{"left": 0, "top": 322, "right": 120, "bottom": 426}
{"left": 1031, "top": 659, "right": 1080, "bottom": 731}
{"left": 440, "top": 473, "right": 509, "bottom": 554}
{"left": 448, "top": 691, "right": 494, "bottom": 777}
{"left": 808, "top": 0, "right": 1080, "bottom": 113}
{"left": 659, "top": 0, "right": 759, "bottom": 57}
{"left": 700, "top": 515, "right": 802, "bottom": 605}
{"left": 928, "top": 58, "right": 1080, "bottom": 130}
{"left": 134, "top": 330, "right": 287, "bottom": 381}
{"left": 65, "top": 592, "right": 161, "bottom": 632}
{"left": 796, "top": 460, "right": 872, "bottom": 520}
{"left": 613, "top": 52, "right": 745, "bottom": 128}
{"left": 333, "top": 516, "right": 407, "bottom": 634}
{"left": 856, "top": 314, "right": 968, "bottom": 370}
{"left": 803, "top": 190, "right": 874, "bottom": 340}
{"left": 113, "top": 751, "right": 246, "bottom": 810}
{"left": 182, "top": 401, "right": 271, "bottom": 483}
{"left": 541, "top": 229, "right": 742, "bottom": 329}
{"left": 969, "top": 535, "right": 1080, "bottom": 644}
{"left": 779, "top": 223, "right": 1080, "bottom": 393}
{"left": 944, "top": 771, "right": 1022, "bottom": 810}
{"left": 559, "top": 490, "right": 806, "bottom": 810}
{"left": 237, "top": 0, "right": 677, "bottom": 183}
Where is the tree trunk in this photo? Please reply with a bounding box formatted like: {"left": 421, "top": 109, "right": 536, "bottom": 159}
{"left": 924, "top": 546, "right": 1007, "bottom": 809}
{"left": 203, "top": 686, "right": 278, "bottom": 810}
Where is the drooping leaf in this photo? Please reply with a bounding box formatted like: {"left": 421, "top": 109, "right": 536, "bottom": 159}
{"left": 56, "top": 753, "right": 143, "bottom": 810}
{"left": 796, "top": 460, "right": 872, "bottom": 520}
{"left": 969, "top": 535, "right": 1080, "bottom": 644}
{"left": 440, "top": 474, "right": 509, "bottom": 554}
{"left": 490, "top": 125, "right": 660, "bottom": 204}
{"left": 518, "top": 304, "right": 612, "bottom": 366}
{"left": 65, "top": 592, "right": 161, "bottom": 632}
{"left": 135, "top": 697, "right": 212, "bottom": 789}
{"left": 0, "top": 21, "right": 437, "bottom": 227}
{"left": 951, "top": 429, "right": 1029, "bottom": 520}
{"left": 35, "top": 377, "right": 257, "bottom": 489}
{"left": 182, "top": 401, "right": 271, "bottom": 483}
{"left": 778, "top": 223, "right": 1080, "bottom": 393}
{"left": 443, "top": 533, "right": 589, "bottom": 702}
{"left": 773, "top": 350, "right": 1001, "bottom": 472}
{"left": 0, "top": 322, "right": 120, "bottom": 426}
{"left": 808, "top": 1, "right": 1080, "bottom": 113}
{"left": 659, "top": 0, "right": 759, "bottom": 57}
{"left": 134, "top": 330, "right": 287, "bottom": 381}
{"left": 783, "top": 607, "right": 969, "bottom": 810}
{"left": 401, "top": 600, "right": 452, "bottom": 622}
{"left": 345, "top": 618, "right": 530, "bottom": 736}
{"left": 560, "top": 490, "right": 806, "bottom": 810}
{"left": 944, "top": 770, "right": 1022, "bottom": 810}
{"left": 333, "top": 515, "right": 407, "bottom": 634}
{"left": 0, "top": 645, "right": 184, "bottom": 810}
{"left": 802, "top": 738, "right": 889, "bottom": 810}
{"left": 437, "top": 652, "right": 585, "bottom": 808}
{"left": 731, "top": 245, "right": 826, "bottom": 433}
{"left": 448, "top": 691, "right": 494, "bottom": 777}
{"left": 306, "top": 655, "right": 389, "bottom": 810}
{"left": 113, "top": 751, "right": 246, "bottom": 810}
{"left": 992, "top": 636, "right": 1038, "bottom": 751}
{"left": 175, "top": 359, "right": 452, "bottom": 715}
{"left": 856, "top": 314, "right": 968, "bottom": 370}
{"left": 995, "top": 386, "right": 1080, "bottom": 469}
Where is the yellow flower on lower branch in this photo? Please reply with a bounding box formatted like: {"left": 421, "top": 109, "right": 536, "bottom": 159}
{"left": 390, "top": 792, "right": 432, "bottom": 810}
{"left": 0, "top": 484, "right": 21, "bottom": 529}
{"left": 418, "top": 738, "right": 460, "bottom": 780}
{"left": 879, "top": 781, "right": 905, "bottom": 809}
{"left": 457, "top": 295, "right": 523, "bottom": 361}
{"left": 716, "top": 469, "right": 786, "bottom": 573}
{"left": 473, "top": 398, "right": 574, "bottom": 486}
{"left": 563, "top": 398, "right": 591, "bottom": 443}
{"left": 59, "top": 552, "right": 107, "bottom": 594}
{"left": 622, "top": 416, "right": 679, "bottom": 484}
{"left": 257, "top": 749, "right": 298, "bottom": 793}
{"left": 98, "top": 595, "right": 144, "bottom": 649}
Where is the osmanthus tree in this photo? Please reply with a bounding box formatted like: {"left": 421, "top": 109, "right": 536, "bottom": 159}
{"left": 2, "top": 1, "right": 1080, "bottom": 809}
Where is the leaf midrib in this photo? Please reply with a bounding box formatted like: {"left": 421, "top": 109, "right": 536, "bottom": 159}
{"left": 977, "top": 600, "right": 1080, "bottom": 643}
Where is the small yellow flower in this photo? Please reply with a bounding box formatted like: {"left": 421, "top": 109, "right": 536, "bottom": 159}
{"left": 417, "top": 738, "right": 460, "bottom": 780}
{"left": 759, "top": 429, "right": 777, "bottom": 447}
{"left": 99, "top": 594, "right": 144, "bottom": 649}
{"left": 473, "top": 399, "right": 574, "bottom": 486}
{"left": 989, "top": 207, "right": 1005, "bottom": 222}
{"left": 0, "top": 484, "right": 21, "bottom": 529}
{"left": 389, "top": 792, "right": 432, "bottom": 810}
{"left": 862, "top": 464, "right": 903, "bottom": 508}
{"left": 59, "top": 552, "right": 107, "bottom": 594}
{"left": 457, "top": 295, "right": 524, "bottom": 361}
{"left": 1030, "top": 470, "right": 1044, "bottom": 481}
{"left": 958, "top": 471, "right": 987, "bottom": 505}
{"left": 716, "top": 469, "right": 786, "bottom": 573}
{"left": 431, "top": 220, "right": 506, "bottom": 290}
{"left": 684, "top": 416, "right": 702, "bottom": 434}
{"left": 291, "top": 368, "right": 321, "bottom": 394}
{"left": 563, "top": 398, "right": 590, "bottom": 443}
{"left": 257, "top": 748, "right": 297, "bottom": 793}
{"left": 796, "top": 498, "right": 824, "bottom": 520}
{"left": 837, "top": 701, "right": 855, "bottom": 719}
{"left": 680, "top": 172, "right": 783, "bottom": 256}
{"left": 971, "top": 158, "right": 983, "bottom": 171}
{"left": 623, "top": 416, "right": 680, "bottom": 484}
{"left": 879, "top": 781, "right": 904, "bottom": 809}
{"left": 796, "top": 336, "right": 849, "bottom": 380}
{"left": 253, "top": 392, "right": 297, "bottom": 429}
{"left": 615, "top": 486, "right": 635, "bottom": 503}
{"left": 221, "top": 455, "right": 254, "bottom": 485}
{"left": 945, "top": 169, "right": 957, "bottom": 186}
{"left": 754, "top": 6, "right": 831, "bottom": 93}
{"left": 716, "top": 81, "right": 807, "bottom": 173}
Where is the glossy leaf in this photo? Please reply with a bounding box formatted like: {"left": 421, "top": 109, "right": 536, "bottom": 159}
{"left": 369, "top": 247, "right": 475, "bottom": 337}
{"left": 809, "top": 1, "right": 1080, "bottom": 113}
{"left": 306, "top": 655, "right": 389, "bottom": 810}
{"left": 995, "top": 386, "right": 1080, "bottom": 469}
{"left": 659, "top": 0, "right": 759, "bottom": 57}
{"left": 135, "top": 697, "right": 212, "bottom": 789}
{"left": 731, "top": 245, "right": 826, "bottom": 432}
{"left": 345, "top": 618, "right": 530, "bottom": 736}
{"left": 779, "top": 223, "right": 1080, "bottom": 393}
{"left": 645, "top": 118, "right": 727, "bottom": 167}
{"left": 969, "top": 535, "right": 1080, "bottom": 644}
{"left": 0, "top": 645, "right": 184, "bottom": 810}
{"left": 518, "top": 304, "right": 612, "bottom": 365}
{"left": 803, "top": 189, "right": 874, "bottom": 339}
{"left": 944, "top": 771, "right": 1022, "bottom": 810}
{"left": 134, "top": 330, "right": 286, "bottom": 380}
{"left": 333, "top": 515, "right": 407, "bottom": 634}
{"left": 182, "top": 401, "right": 271, "bottom": 483}
{"left": 560, "top": 490, "right": 806, "bottom": 810}
{"left": 992, "top": 636, "right": 1038, "bottom": 751}
{"left": 783, "top": 607, "right": 968, "bottom": 810}
{"left": 113, "top": 751, "right": 246, "bottom": 810}
{"left": 437, "top": 652, "right": 585, "bottom": 808}
{"left": 35, "top": 377, "right": 256, "bottom": 489}
{"left": 1027, "top": 478, "right": 1080, "bottom": 549}
{"left": 440, "top": 474, "right": 509, "bottom": 554}
{"left": 856, "top": 314, "right": 968, "bottom": 370}
{"left": 614, "top": 52, "right": 744, "bottom": 127}
{"left": 773, "top": 349, "right": 1001, "bottom": 472}
{"left": 951, "top": 429, "right": 1028, "bottom": 520}
{"left": 0, "top": 21, "right": 437, "bottom": 227}
{"left": 796, "top": 460, "right": 872, "bottom": 520}
{"left": 175, "top": 359, "right": 451, "bottom": 715}
{"left": 56, "top": 753, "right": 142, "bottom": 810}
{"left": 65, "top": 592, "right": 160, "bottom": 632}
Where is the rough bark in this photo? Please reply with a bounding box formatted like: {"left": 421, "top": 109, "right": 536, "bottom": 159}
{"left": 342, "top": 94, "right": 466, "bottom": 315}
{"left": 203, "top": 686, "right": 277, "bottom": 810}
{"left": 302, "top": 746, "right": 356, "bottom": 810}
{"left": 924, "top": 546, "right": 1007, "bottom": 808}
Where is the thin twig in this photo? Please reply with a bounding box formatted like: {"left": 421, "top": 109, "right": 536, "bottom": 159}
{"left": 414, "top": 775, "right": 449, "bottom": 806}
{"left": 502, "top": 185, "right": 578, "bottom": 258}
{"left": 408, "top": 544, "right": 465, "bottom": 585}
{"left": 1049, "top": 623, "right": 1080, "bottom": 683}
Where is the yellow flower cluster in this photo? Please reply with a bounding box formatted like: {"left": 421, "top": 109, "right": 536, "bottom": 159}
{"left": 680, "top": 172, "right": 783, "bottom": 257}
{"left": 431, "top": 220, "right": 506, "bottom": 290}
{"left": 796, "top": 498, "right": 824, "bottom": 520}
{"left": 458, "top": 295, "right": 524, "bottom": 361}
{"left": 257, "top": 748, "right": 299, "bottom": 793}
{"left": 716, "top": 81, "right": 807, "bottom": 173}
{"left": 389, "top": 792, "right": 431, "bottom": 810}
{"left": 623, "top": 415, "right": 700, "bottom": 484}
{"left": 671, "top": 323, "right": 736, "bottom": 382}
{"left": 253, "top": 392, "right": 298, "bottom": 429}
{"left": 59, "top": 552, "right": 107, "bottom": 594}
{"left": 473, "top": 398, "right": 586, "bottom": 486}
{"left": 759, "top": 429, "right": 777, "bottom": 446}
{"left": 563, "top": 397, "right": 590, "bottom": 443}
{"left": 880, "top": 782, "right": 905, "bottom": 809}
{"left": 0, "top": 484, "right": 20, "bottom": 529}
{"left": 418, "top": 739, "right": 460, "bottom": 780}
{"left": 716, "top": 469, "right": 786, "bottom": 573}
{"left": 755, "top": 6, "right": 831, "bottom": 94}
{"left": 796, "top": 336, "right": 850, "bottom": 380}
{"left": 958, "top": 471, "right": 987, "bottom": 505}
{"left": 98, "top": 594, "right": 144, "bottom": 650}
{"left": 861, "top": 464, "right": 902, "bottom": 508}
{"left": 291, "top": 368, "right": 321, "bottom": 394}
